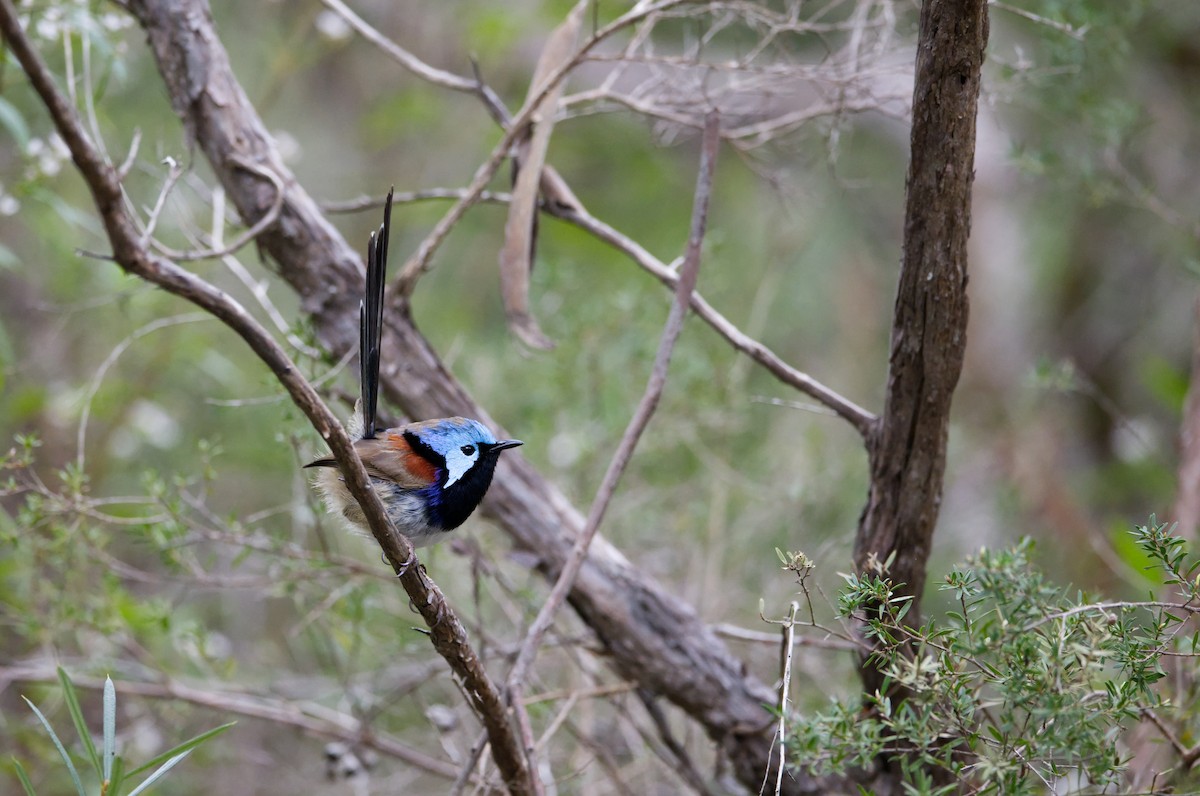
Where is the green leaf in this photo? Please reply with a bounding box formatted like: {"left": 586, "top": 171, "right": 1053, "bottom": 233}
{"left": 125, "top": 722, "right": 235, "bottom": 779}
{"left": 57, "top": 667, "right": 101, "bottom": 778}
{"left": 107, "top": 754, "right": 126, "bottom": 796}
{"left": 12, "top": 758, "right": 37, "bottom": 796}
{"left": 21, "top": 696, "right": 86, "bottom": 796}
{"left": 126, "top": 750, "right": 192, "bottom": 796}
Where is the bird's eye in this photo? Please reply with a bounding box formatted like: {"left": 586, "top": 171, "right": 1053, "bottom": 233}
{"left": 460, "top": 444, "right": 476, "bottom": 456}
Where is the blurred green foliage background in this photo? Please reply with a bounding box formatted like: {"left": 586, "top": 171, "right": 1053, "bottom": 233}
{"left": 2, "top": 0, "right": 1199, "bottom": 792}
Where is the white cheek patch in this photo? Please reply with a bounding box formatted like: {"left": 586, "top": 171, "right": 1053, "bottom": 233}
{"left": 442, "top": 447, "right": 480, "bottom": 489}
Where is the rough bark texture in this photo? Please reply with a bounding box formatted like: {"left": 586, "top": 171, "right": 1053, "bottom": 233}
{"left": 124, "top": 0, "right": 832, "bottom": 791}
{"left": 854, "top": 0, "right": 988, "bottom": 703}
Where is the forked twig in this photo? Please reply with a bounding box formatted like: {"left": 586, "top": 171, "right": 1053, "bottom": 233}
{"left": 393, "top": 0, "right": 693, "bottom": 298}
{"left": 153, "top": 155, "right": 287, "bottom": 262}
{"left": 322, "top": 1, "right": 874, "bottom": 437}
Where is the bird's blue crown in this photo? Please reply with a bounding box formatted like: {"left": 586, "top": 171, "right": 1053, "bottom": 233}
{"left": 410, "top": 417, "right": 498, "bottom": 454}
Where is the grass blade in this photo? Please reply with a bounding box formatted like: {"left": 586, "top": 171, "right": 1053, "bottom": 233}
{"left": 125, "top": 722, "right": 235, "bottom": 778}
{"left": 22, "top": 696, "right": 86, "bottom": 796}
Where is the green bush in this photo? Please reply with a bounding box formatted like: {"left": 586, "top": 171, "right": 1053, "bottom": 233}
{"left": 787, "top": 519, "right": 1198, "bottom": 795}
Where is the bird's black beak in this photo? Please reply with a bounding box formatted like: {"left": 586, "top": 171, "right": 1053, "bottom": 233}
{"left": 489, "top": 439, "right": 523, "bottom": 452}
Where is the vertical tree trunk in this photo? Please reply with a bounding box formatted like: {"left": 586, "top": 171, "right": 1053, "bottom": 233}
{"left": 854, "top": 0, "right": 989, "bottom": 703}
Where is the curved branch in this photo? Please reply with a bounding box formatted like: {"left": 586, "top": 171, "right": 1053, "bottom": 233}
{"left": 97, "top": 1, "right": 845, "bottom": 792}
{"left": 0, "top": 5, "right": 533, "bottom": 793}
{"left": 506, "top": 111, "right": 720, "bottom": 771}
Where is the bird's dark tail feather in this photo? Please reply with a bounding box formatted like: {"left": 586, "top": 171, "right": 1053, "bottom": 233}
{"left": 360, "top": 187, "right": 393, "bottom": 440}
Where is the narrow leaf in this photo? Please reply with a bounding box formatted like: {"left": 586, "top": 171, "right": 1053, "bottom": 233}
{"left": 125, "top": 722, "right": 235, "bottom": 778}
{"left": 102, "top": 676, "right": 116, "bottom": 780}
{"left": 12, "top": 758, "right": 38, "bottom": 796}
{"left": 126, "top": 750, "right": 191, "bottom": 796}
{"left": 57, "top": 668, "right": 101, "bottom": 777}
{"left": 0, "top": 97, "right": 31, "bottom": 149}
{"left": 107, "top": 755, "right": 126, "bottom": 796}
{"left": 22, "top": 696, "right": 86, "bottom": 796}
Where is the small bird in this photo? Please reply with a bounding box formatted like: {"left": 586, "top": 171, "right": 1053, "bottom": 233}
{"left": 306, "top": 189, "right": 522, "bottom": 547}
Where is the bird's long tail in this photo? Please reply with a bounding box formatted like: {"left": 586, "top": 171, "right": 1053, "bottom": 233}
{"left": 359, "top": 187, "right": 393, "bottom": 440}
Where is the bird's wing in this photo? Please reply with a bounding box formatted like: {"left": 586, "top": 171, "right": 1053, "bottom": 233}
{"left": 355, "top": 433, "right": 439, "bottom": 489}
{"left": 302, "top": 434, "right": 437, "bottom": 489}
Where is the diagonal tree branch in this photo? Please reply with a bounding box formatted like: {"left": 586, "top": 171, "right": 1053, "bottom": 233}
{"left": 0, "top": 5, "right": 533, "bottom": 793}
{"left": 505, "top": 110, "right": 721, "bottom": 775}
{"left": 547, "top": 204, "right": 877, "bottom": 435}
{"left": 117, "top": 1, "right": 836, "bottom": 792}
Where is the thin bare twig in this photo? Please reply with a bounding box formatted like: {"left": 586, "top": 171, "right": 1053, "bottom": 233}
{"left": 636, "top": 690, "right": 719, "bottom": 796}
{"left": 319, "top": 0, "right": 476, "bottom": 93}
{"left": 393, "top": 0, "right": 693, "bottom": 298}
{"left": 714, "top": 622, "right": 860, "bottom": 652}
{"left": 322, "top": 188, "right": 513, "bottom": 214}
{"left": 761, "top": 602, "right": 799, "bottom": 796}
{"left": 1140, "top": 707, "right": 1191, "bottom": 760}
{"left": 548, "top": 203, "right": 876, "bottom": 436}
{"left": 152, "top": 154, "right": 287, "bottom": 262}
{"left": 988, "top": 1, "right": 1088, "bottom": 40}
{"left": 448, "top": 730, "right": 490, "bottom": 796}
{"left": 138, "top": 155, "right": 184, "bottom": 246}
{"left": 116, "top": 128, "right": 142, "bottom": 181}
{"left": 503, "top": 109, "right": 722, "bottom": 774}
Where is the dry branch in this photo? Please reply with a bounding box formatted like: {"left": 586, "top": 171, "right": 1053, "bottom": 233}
{"left": 504, "top": 110, "right": 722, "bottom": 776}
{"left": 496, "top": 1, "right": 585, "bottom": 351}
{"left": 0, "top": 4, "right": 533, "bottom": 793}
{"left": 316, "top": 0, "right": 874, "bottom": 436}
{"left": 114, "top": 1, "right": 829, "bottom": 793}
